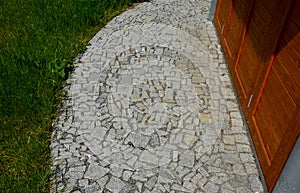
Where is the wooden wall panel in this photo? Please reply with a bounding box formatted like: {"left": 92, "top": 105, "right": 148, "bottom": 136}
{"left": 214, "top": 0, "right": 299, "bottom": 191}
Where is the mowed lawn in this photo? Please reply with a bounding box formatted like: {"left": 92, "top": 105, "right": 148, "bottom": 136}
{"left": 0, "top": 0, "right": 135, "bottom": 192}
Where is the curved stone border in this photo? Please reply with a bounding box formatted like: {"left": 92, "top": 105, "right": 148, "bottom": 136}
{"left": 50, "top": 0, "right": 264, "bottom": 192}
{"left": 71, "top": 22, "right": 227, "bottom": 154}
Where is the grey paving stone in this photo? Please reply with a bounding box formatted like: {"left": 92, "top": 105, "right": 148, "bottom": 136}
{"left": 144, "top": 175, "right": 158, "bottom": 190}
{"left": 249, "top": 174, "right": 265, "bottom": 192}
{"left": 179, "top": 150, "right": 195, "bottom": 168}
{"left": 236, "top": 186, "right": 252, "bottom": 193}
{"left": 231, "top": 176, "right": 250, "bottom": 188}
{"left": 83, "top": 184, "right": 100, "bottom": 193}
{"left": 240, "top": 153, "right": 256, "bottom": 163}
{"left": 122, "top": 170, "right": 133, "bottom": 181}
{"left": 50, "top": 0, "right": 265, "bottom": 192}
{"left": 125, "top": 133, "right": 150, "bottom": 148}
{"left": 158, "top": 168, "right": 181, "bottom": 184}
{"left": 222, "top": 153, "right": 240, "bottom": 165}
{"left": 84, "top": 164, "right": 109, "bottom": 179}
{"left": 203, "top": 181, "right": 220, "bottom": 193}
{"left": 106, "top": 177, "right": 126, "bottom": 192}
{"left": 140, "top": 151, "right": 159, "bottom": 165}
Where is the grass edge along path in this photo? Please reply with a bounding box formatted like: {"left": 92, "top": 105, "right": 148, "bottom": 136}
{"left": 0, "top": 0, "right": 136, "bottom": 192}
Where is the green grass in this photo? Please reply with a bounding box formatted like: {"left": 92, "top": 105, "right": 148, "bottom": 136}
{"left": 0, "top": 0, "right": 135, "bottom": 192}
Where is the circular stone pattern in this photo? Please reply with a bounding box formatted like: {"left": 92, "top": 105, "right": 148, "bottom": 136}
{"left": 97, "top": 46, "right": 211, "bottom": 147}
{"left": 88, "top": 46, "right": 216, "bottom": 192}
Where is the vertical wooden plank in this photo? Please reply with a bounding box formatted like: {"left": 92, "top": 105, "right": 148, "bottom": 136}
{"left": 223, "top": 0, "right": 254, "bottom": 68}
{"left": 247, "top": 0, "right": 299, "bottom": 191}
{"left": 214, "top": 0, "right": 299, "bottom": 191}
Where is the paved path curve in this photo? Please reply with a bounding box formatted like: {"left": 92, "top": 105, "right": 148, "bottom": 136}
{"left": 50, "top": 0, "right": 265, "bottom": 192}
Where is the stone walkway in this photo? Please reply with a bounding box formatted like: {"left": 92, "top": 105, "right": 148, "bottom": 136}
{"left": 50, "top": 0, "right": 265, "bottom": 192}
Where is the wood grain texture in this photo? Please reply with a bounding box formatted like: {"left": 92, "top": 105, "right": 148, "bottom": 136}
{"left": 214, "top": 0, "right": 299, "bottom": 191}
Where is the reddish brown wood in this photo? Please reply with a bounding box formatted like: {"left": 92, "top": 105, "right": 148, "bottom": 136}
{"left": 253, "top": 3, "right": 300, "bottom": 189}
{"left": 266, "top": 109, "right": 300, "bottom": 190}
{"left": 234, "top": 0, "right": 292, "bottom": 111}
{"left": 214, "top": 0, "right": 253, "bottom": 71}
{"left": 223, "top": 0, "right": 253, "bottom": 66}
{"left": 214, "top": 0, "right": 232, "bottom": 35}
{"left": 252, "top": 66, "right": 297, "bottom": 162}
{"left": 214, "top": 0, "right": 300, "bottom": 191}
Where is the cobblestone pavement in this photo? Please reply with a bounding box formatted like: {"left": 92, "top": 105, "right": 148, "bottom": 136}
{"left": 50, "top": 0, "right": 265, "bottom": 192}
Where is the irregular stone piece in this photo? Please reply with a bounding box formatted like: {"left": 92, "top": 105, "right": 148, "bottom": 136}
{"left": 173, "top": 151, "right": 179, "bottom": 162}
{"left": 198, "top": 113, "right": 212, "bottom": 123}
{"left": 85, "top": 164, "right": 109, "bottom": 179}
{"left": 106, "top": 177, "right": 126, "bottom": 193}
{"left": 125, "top": 133, "right": 150, "bottom": 148}
{"left": 179, "top": 150, "right": 195, "bottom": 168}
{"left": 140, "top": 151, "right": 159, "bottom": 165}
{"left": 204, "top": 182, "right": 220, "bottom": 193}
{"left": 122, "top": 170, "right": 133, "bottom": 181}
{"left": 149, "top": 133, "right": 160, "bottom": 147}
{"left": 158, "top": 168, "right": 181, "bottom": 184}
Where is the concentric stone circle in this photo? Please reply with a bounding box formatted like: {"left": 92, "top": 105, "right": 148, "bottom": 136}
{"left": 80, "top": 46, "right": 217, "bottom": 191}
{"left": 50, "top": 1, "right": 265, "bottom": 192}
{"left": 96, "top": 46, "right": 212, "bottom": 141}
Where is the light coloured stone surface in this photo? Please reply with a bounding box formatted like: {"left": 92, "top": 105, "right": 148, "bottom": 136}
{"left": 50, "top": 0, "right": 265, "bottom": 192}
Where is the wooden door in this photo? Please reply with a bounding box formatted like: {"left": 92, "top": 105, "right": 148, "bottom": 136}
{"left": 248, "top": 1, "right": 300, "bottom": 190}
{"left": 214, "top": 0, "right": 253, "bottom": 70}
{"left": 214, "top": 0, "right": 232, "bottom": 40}
{"left": 233, "top": 0, "right": 293, "bottom": 109}
{"left": 214, "top": 0, "right": 299, "bottom": 191}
